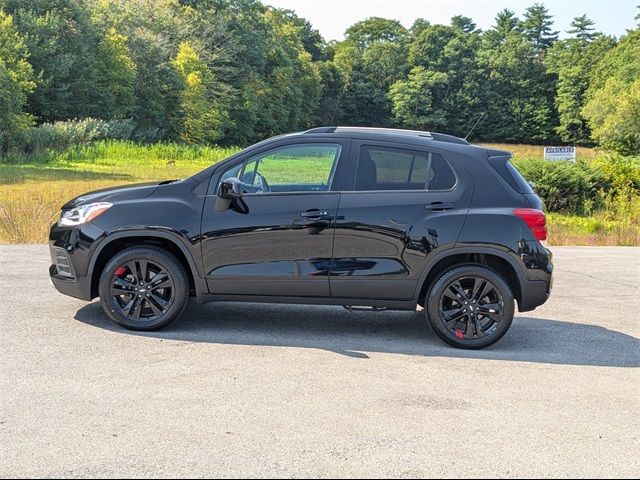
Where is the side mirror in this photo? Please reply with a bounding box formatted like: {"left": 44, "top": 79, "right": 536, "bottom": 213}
{"left": 219, "top": 178, "right": 243, "bottom": 199}
{"left": 215, "top": 177, "right": 243, "bottom": 211}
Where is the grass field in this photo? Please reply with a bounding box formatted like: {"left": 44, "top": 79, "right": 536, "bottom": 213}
{"left": 0, "top": 140, "right": 637, "bottom": 244}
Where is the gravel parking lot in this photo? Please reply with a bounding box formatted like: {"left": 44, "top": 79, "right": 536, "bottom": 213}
{"left": 1, "top": 245, "right": 639, "bottom": 478}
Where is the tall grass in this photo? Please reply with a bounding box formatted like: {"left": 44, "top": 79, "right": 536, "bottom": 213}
{"left": 0, "top": 140, "right": 240, "bottom": 242}
{"left": 1, "top": 140, "right": 638, "bottom": 245}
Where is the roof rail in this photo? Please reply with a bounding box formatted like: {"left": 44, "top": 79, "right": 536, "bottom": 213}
{"left": 303, "top": 126, "right": 469, "bottom": 145}
{"left": 304, "top": 126, "right": 337, "bottom": 134}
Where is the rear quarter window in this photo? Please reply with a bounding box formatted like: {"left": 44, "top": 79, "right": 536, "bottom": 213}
{"left": 488, "top": 156, "right": 534, "bottom": 194}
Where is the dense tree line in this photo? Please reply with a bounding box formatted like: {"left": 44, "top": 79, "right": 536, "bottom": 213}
{"left": 1, "top": 0, "right": 638, "bottom": 153}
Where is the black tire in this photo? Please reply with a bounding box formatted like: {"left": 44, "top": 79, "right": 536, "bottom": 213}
{"left": 98, "top": 246, "right": 189, "bottom": 331}
{"left": 425, "top": 265, "right": 514, "bottom": 349}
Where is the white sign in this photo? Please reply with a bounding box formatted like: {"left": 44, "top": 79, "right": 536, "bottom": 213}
{"left": 544, "top": 146, "right": 576, "bottom": 161}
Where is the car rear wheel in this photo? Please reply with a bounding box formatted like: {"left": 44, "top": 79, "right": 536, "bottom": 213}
{"left": 425, "top": 265, "right": 514, "bottom": 349}
{"left": 98, "top": 246, "right": 189, "bottom": 331}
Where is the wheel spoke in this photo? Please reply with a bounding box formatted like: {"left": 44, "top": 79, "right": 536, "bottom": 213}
{"left": 148, "top": 269, "right": 168, "bottom": 284}
{"left": 122, "top": 296, "right": 140, "bottom": 317}
{"left": 449, "top": 281, "right": 468, "bottom": 301}
{"left": 474, "top": 319, "right": 486, "bottom": 337}
{"left": 465, "top": 317, "right": 476, "bottom": 337}
{"left": 473, "top": 282, "right": 494, "bottom": 302}
{"left": 149, "top": 270, "right": 171, "bottom": 291}
{"left": 139, "top": 259, "right": 148, "bottom": 283}
{"left": 131, "top": 298, "right": 143, "bottom": 319}
{"left": 442, "top": 307, "right": 465, "bottom": 323}
{"left": 443, "top": 289, "right": 461, "bottom": 302}
{"left": 471, "top": 279, "right": 486, "bottom": 301}
{"left": 478, "top": 303, "right": 502, "bottom": 315}
{"left": 126, "top": 261, "right": 140, "bottom": 283}
{"left": 111, "top": 278, "right": 135, "bottom": 295}
{"left": 147, "top": 296, "right": 164, "bottom": 316}
{"left": 150, "top": 292, "right": 170, "bottom": 309}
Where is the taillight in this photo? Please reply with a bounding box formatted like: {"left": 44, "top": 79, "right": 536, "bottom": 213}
{"left": 514, "top": 208, "right": 547, "bottom": 241}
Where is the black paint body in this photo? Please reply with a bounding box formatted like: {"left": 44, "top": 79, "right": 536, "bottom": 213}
{"left": 49, "top": 128, "right": 552, "bottom": 312}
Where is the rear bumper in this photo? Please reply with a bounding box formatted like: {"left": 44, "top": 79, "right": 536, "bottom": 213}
{"left": 518, "top": 277, "right": 552, "bottom": 312}
{"left": 517, "top": 246, "right": 553, "bottom": 312}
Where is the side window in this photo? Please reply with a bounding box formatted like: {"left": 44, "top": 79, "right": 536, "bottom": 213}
{"left": 220, "top": 143, "right": 341, "bottom": 194}
{"left": 355, "top": 146, "right": 456, "bottom": 191}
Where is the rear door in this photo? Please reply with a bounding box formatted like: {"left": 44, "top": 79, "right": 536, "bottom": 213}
{"left": 330, "top": 140, "right": 472, "bottom": 301}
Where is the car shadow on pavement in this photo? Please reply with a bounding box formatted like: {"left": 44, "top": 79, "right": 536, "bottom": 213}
{"left": 75, "top": 301, "right": 639, "bottom": 368}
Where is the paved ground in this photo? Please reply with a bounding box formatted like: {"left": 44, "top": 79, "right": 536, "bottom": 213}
{"left": 0, "top": 245, "right": 639, "bottom": 478}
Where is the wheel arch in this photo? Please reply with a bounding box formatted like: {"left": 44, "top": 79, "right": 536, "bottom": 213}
{"left": 89, "top": 230, "right": 205, "bottom": 299}
{"left": 415, "top": 247, "right": 524, "bottom": 309}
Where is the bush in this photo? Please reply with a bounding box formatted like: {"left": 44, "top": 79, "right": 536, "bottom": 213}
{"left": 513, "top": 158, "right": 604, "bottom": 213}
{"left": 2, "top": 118, "right": 135, "bottom": 160}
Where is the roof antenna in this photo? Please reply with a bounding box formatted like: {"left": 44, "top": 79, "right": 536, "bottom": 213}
{"left": 464, "top": 112, "right": 485, "bottom": 141}
{"left": 329, "top": 86, "right": 345, "bottom": 125}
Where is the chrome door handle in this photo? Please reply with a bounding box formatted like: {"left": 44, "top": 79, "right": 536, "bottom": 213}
{"left": 425, "top": 202, "right": 454, "bottom": 211}
{"left": 300, "top": 210, "right": 328, "bottom": 218}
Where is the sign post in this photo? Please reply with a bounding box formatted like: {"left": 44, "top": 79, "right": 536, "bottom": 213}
{"left": 544, "top": 146, "right": 576, "bottom": 161}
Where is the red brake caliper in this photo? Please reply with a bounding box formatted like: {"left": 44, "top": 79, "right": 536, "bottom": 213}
{"left": 114, "top": 266, "right": 127, "bottom": 277}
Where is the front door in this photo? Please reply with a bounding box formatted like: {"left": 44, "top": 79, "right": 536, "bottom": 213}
{"left": 201, "top": 141, "right": 349, "bottom": 297}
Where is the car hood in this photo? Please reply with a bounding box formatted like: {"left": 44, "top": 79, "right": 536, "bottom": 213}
{"left": 61, "top": 181, "right": 174, "bottom": 210}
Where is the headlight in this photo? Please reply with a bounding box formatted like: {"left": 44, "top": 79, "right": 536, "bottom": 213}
{"left": 58, "top": 202, "right": 113, "bottom": 227}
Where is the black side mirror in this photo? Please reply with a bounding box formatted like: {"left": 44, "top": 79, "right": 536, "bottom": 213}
{"left": 215, "top": 177, "right": 244, "bottom": 211}
{"left": 219, "top": 178, "right": 243, "bottom": 199}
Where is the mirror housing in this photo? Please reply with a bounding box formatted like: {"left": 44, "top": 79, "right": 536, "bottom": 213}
{"left": 219, "top": 177, "right": 243, "bottom": 199}
{"left": 215, "top": 177, "right": 243, "bottom": 211}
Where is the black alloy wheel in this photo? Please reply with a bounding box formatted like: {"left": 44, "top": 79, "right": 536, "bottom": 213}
{"left": 110, "top": 259, "right": 175, "bottom": 322}
{"left": 98, "top": 247, "right": 189, "bottom": 331}
{"left": 426, "top": 265, "right": 515, "bottom": 349}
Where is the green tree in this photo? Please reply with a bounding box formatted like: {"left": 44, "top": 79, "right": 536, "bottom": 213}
{"left": 400, "top": 22, "right": 483, "bottom": 135}
{"left": 0, "top": 10, "right": 35, "bottom": 152}
{"left": 482, "top": 9, "right": 520, "bottom": 49}
{"left": 334, "top": 17, "right": 408, "bottom": 126}
{"left": 451, "top": 15, "right": 477, "bottom": 34}
{"left": 89, "top": 0, "right": 186, "bottom": 140}
{"left": 6, "top": 0, "right": 100, "bottom": 121}
{"left": 568, "top": 14, "right": 597, "bottom": 41}
{"left": 389, "top": 67, "right": 448, "bottom": 129}
{"left": 96, "top": 28, "right": 137, "bottom": 119}
{"left": 478, "top": 32, "right": 556, "bottom": 142}
{"left": 583, "top": 29, "right": 640, "bottom": 154}
{"left": 547, "top": 23, "right": 615, "bottom": 143}
{"left": 522, "top": 3, "right": 558, "bottom": 53}
{"left": 173, "top": 41, "right": 227, "bottom": 143}
{"left": 344, "top": 16, "right": 406, "bottom": 47}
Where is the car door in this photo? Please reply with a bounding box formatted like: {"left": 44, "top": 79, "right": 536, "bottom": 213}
{"left": 201, "top": 139, "right": 350, "bottom": 297}
{"left": 330, "top": 140, "right": 473, "bottom": 301}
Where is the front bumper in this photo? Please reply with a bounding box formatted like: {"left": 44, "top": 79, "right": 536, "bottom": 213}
{"left": 49, "top": 222, "right": 105, "bottom": 301}
{"left": 49, "top": 263, "right": 93, "bottom": 301}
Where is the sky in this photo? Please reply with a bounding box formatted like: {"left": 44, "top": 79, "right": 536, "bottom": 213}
{"left": 264, "top": 0, "right": 637, "bottom": 41}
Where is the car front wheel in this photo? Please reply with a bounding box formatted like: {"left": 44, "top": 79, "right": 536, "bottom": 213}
{"left": 98, "top": 246, "right": 189, "bottom": 331}
{"left": 426, "top": 265, "right": 515, "bottom": 349}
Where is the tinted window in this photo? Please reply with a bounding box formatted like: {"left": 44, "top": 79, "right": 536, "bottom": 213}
{"left": 488, "top": 156, "right": 534, "bottom": 194}
{"left": 355, "top": 146, "right": 456, "bottom": 191}
{"left": 220, "top": 143, "right": 341, "bottom": 194}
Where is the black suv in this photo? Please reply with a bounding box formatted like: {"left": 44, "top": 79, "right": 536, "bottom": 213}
{"left": 49, "top": 127, "right": 552, "bottom": 349}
